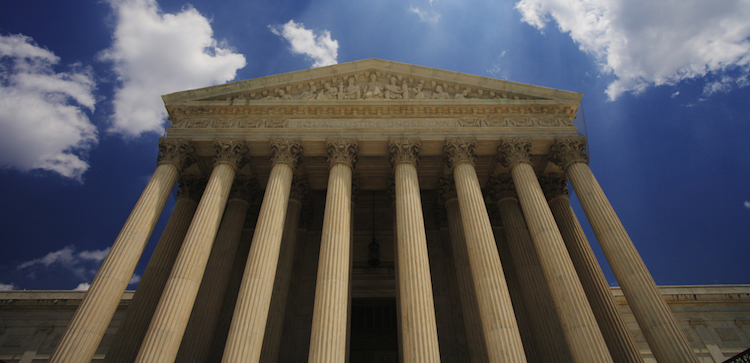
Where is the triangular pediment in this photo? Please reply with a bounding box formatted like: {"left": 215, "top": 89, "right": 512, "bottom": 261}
{"left": 162, "top": 59, "right": 581, "bottom": 105}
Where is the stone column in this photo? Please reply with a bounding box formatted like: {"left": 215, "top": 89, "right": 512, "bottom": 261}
{"left": 388, "top": 176, "right": 404, "bottom": 363}
{"left": 550, "top": 137, "right": 698, "bottom": 363}
{"left": 390, "top": 138, "right": 442, "bottom": 362}
{"left": 486, "top": 175, "right": 573, "bottom": 363}
{"left": 260, "top": 176, "right": 309, "bottom": 363}
{"left": 497, "top": 137, "right": 613, "bottom": 363}
{"left": 308, "top": 138, "right": 357, "bottom": 363}
{"left": 437, "top": 177, "right": 489, "bottom": 363}
{"left": 135, "top": 139, "right": 246, "bottom": 363}
{"left": 443, "top": 138, "right": 527, "bottom": 363}
{"left": 487, "top": 209, "right": 542, "bottom": 363}
{"left": 175, "top": 177, "right": 259, "bottom": 363}
{"left": 50, "top": 138, "right": 194, "bottom": 363}
{"left": 208, "top": 207, "right": 259, "bottom": 362}
{"left": 104, "top": 176, "right": 205, "bottom": 363}
{"left": 222, "top": 139, "right": 302, "bottom": 363}
{"left": 540, "top": 173, "right": 643, "bottom": 363}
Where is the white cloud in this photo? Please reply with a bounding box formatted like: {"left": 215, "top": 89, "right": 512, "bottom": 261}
{"left": 74, "top": 282, "right": 90, "bottom": 291}
{"left": 0, "top": 34, "right": 98, "bottom": 180}
{"left": 744, "top": 201, "right": 750, "bottom": 209}
{"left": 100, "top": 0, "right": 247, "bottom": 137}
{"left": 270, "top": 20, "right": 338, "bottom": 68}
{"left": 129, "top": 273, "right": 141, "bottom": 285}
{"left": 17, "top": 245, "right": 110, "bottom": 280}
{"left": 0, "top": 282, "right": 17, "bottom": 291}
{"left": 409, "top": 6, "right": 441, "bottom": 24}
{"left": 515, "top": 0, "right": 750, "bottom": 100}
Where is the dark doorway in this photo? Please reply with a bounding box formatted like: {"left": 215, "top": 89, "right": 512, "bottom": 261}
{"left": 350, "top": 298, "right": 399, "bottom": 363}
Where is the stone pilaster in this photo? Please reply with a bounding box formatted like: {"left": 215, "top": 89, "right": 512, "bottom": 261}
{"left": 540, "top": 173, "right": 643, "bottom": 363}
{"left": 176, "top": 177, "right": 259, "bottom": 363}
{"left": 443, "top": 138, "right": 527, "bottom": 363}
{"left": 104, "top": 176, "right": 205, "bottom": 363}
{"left": 308, "top": 138, "right": 357, "bottom": 363}
{"left": 550, "top": 136, "right": 698, "bottom": 363}
{"left": 135, "top": 139, "right": 246, "bottom": 363}
{"left": 498, "top": 137, "right": 613, "bottom": 363}
{"left": 487, "top": 175, "right": 573, "bottom": 363}
{"left": 50, "top": 138, "right": 194, "bottom": 363}
{"left": 260, "top": 176, "right": 308, "bottom": 363}
{"left": 390, "top": 138, "right": 441, "bottom": 363}
{"left": 438, "top": 177, "right": 489, "bottom": 363}
{"left": 222, "top": 139, "right": 302, "bottom": 363}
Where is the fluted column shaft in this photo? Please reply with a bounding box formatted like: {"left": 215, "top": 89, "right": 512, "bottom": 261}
{"left": 222, "top": 139, "right": 302, "bottom": 363}
{"left": 489, "top": 178, "right": 573, "bottom": 363}
{"left": 439, "top": 178, "right": 488, "bottom": 363}
{"left": 260, "top": 177, "right": 307, "bottom": 363}
{"left": 444, "top": 139, "right": 527, "bottom": 363}
{"left": 499, "top": 138, "right": 612, "bottom": 363}
{"left": 176, "top": 178, "right": 256, "bottom": 363}
{"left": 391, "top": 138, "right": 441, "bottom": 363}
{"left": 50, "top": 139, "right": 193, "bottom": 363}
{"left": 446, "top": 199, "right": 489, "bottom": 363}
{"left": 550, "top": 137, "right": 697, "bottom": 363}
{"left": 542, "top": 175, "right": 643, "bottom": 363}
{"left": 135, "top": 139, "right": 245, "bottom": 363}
{"left": 104, "top": 177, "right": 203, "bottom": 363}
{"left": 308, "top": 138, "right": 357, "bottom": 363}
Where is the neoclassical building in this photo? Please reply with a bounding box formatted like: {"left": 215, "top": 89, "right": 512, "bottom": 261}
{"left": 11, "top": 59, "right": 749, "bottom": 363}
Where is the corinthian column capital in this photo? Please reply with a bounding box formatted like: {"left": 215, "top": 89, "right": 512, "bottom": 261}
{"left": 229, "top": 177, "right": 260, "bottom": 203}
{"left": 550, "top": 136, "right": 589, "bottom": 171}
{"left": 290, "top": 176, "right": 309, "bottom": 204}
{"left": 388, "top": 138, "right": 421, "bottom": 168}
{"left": 270, "top": 139, "right": 303, "bottom": 169}
{"left": 157, "top": 138, "right": 195, "bottom": 171}
{"left": 436, "top": 176, "right": 457, "bottom": 205}
{"left": 443, "top": 138, "right": 476, "bottom": 169}
{"left": 486, "top": 174, "right": 517, "bottom": 203}
{"left": 325, "top": 138, "right": 358, "bottom": 169}
{"left": 176, "top": 176, "right": 207, "bottom": 203}
{"left": 497, "top": 137, "right": 532, "bottom": 169}
{"left": 538, "top": 173, "right": 569, "bottom": 202}
{"left": 213, "top": 139, "right": 247, "bottom": 169}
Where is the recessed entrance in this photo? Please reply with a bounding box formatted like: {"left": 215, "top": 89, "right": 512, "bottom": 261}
{"left": 350, "top": 298, "right": 399, "bottom": 363}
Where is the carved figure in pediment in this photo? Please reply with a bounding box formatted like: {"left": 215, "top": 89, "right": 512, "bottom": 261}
{"left": 401, "top": 81, "right": 410, "bottom": 100}
{"left": 261, "top": 90, "right": 273, "bottom": 100}
{"left": 316, "top": 82, "right": 337, "bottom": 100}
{"left": 277, "top": 89, "right": 293, "bottom": 100}
{"left": 341, "top": 77, "right": 361, "bottom": 100}
{"left": 411, "top": 81, "right": 427, "bottom": 100}
{"left": 300, "top": 85, "right": 318, "bottom": 100}
{"left": 454, "top": 88, "right": 471, "bottom": 100}
{"left": 476, "top": 89, "right": 485, "bottom": 99}
{"left": 385, "top": 77, "right": 406, "bottom": 100}
{"left": 432, "top": 85, "right": 451, "bottom": 99}
{"left": 363, "top": 73, "right": 384, "bottom": 99}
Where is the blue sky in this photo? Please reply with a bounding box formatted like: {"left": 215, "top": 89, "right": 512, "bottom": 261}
{"left": 0, "top": 0, "right": 749, "bottom": 291}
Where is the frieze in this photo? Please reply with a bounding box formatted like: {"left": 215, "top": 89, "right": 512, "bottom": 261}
{"left": 171, "top": 118, "right": 572, "bottom": 130}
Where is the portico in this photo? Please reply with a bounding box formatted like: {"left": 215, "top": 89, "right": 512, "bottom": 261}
{"left": 50, "top": 59, "right": 697, "bottom": 363}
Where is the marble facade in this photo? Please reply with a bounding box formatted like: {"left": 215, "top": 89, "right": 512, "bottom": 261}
{"left": 5, "top": 59, "right": 742, "bottom": 362}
